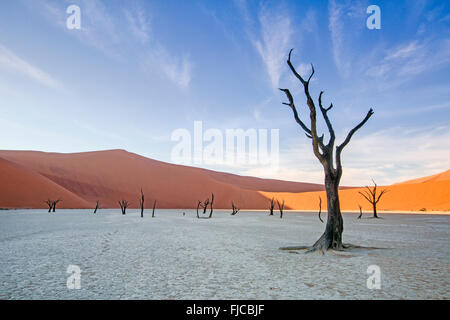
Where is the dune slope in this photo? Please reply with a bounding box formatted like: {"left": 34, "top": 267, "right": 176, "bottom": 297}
{"left": 0, "top": 157, "right": 91, "bottom": 209}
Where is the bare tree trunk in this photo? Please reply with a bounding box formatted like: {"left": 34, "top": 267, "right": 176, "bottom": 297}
{"left": 269, "top": 198, "right": 275, "bottom": 216}
{"left": 208, "top": 193, "right": 214, "bottom": 218}
{"left": 196, "top": 201, "right": 201, "bottom": 219}
{"left": 277, "top": 199, "right": 285, "bottom": 219}
{"left": 152, "top": 200, "right": 156, "bottom": 218}
{"left": 94, "top": 201, "right": 99, "bottom": 214}
{"left": 312, "top": 174, "right": 343, "bottom": 251}
{"left": 139, "top": 189, "right": 144, "bottom": 218}
{"left": 118, "top": 200, "right": 128, "bottom": 215}
{"left": 52, "top": 200, "right": 60, "bottom": 212}
{"left": 44, "top": 199, "right": 52, "bottom": 212}
{"left": 357, "top": 205, "right": 363, "bottom": 219}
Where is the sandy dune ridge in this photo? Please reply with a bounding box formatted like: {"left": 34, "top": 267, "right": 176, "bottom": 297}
{"left": 0, "top": 150, "right": 448, "bottom": 212}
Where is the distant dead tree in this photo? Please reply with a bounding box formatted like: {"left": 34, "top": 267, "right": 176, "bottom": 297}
{"left": 269, "top": 198, "right": 275, "bottom": 216}
{"left": 139, "top": 189, "right": 145, "bottom": 218}
{"left": 152, "top": 200, "right": 156, "bottom": 218}
{"left": 44, "top": 199, "right": 53, "bottom": 212}
{"left": 357, "top": 204, "right": 363, "bottom": 219}
{"left": 94, "top": 200, "right": 99, "bottom": 214}
{"left": 277, "top": 199, "right": 285, "bottom": 219}
{"left": 44, "top": 199, "right": 61, "bottom": 212}
{"left": 52, "top": 199, "right": 61, "bottom": 212}
{"left": 118, "top": 200, "right": 129, "bottom": 215}
{"left": 196, "top": 193, "right": 214, "bottom": 219}
{"left": 278, "top": 49, "right": 374, "bottom": 253}
{"left": 318, "top": 196, "right": 323, "bottom": 223}
{"left": 231, "top": 202, "right": 240, "bottom": 215}
{"left": 358, "top": 180, "right": 389, "bottom": 219}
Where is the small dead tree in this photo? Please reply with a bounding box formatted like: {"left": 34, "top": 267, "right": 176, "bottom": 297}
{"left": 358, "top": 180, "right": 389, "bottom": 218}
{"left": 318, "top": 196, "right": 323, "bottom": 223}
{"left": 196, "top": 193, "right": 214, "bottom": 219}
{"left": 152, "top": 200, "right": 156, "bottom": 218}
{"left": 44, "top": 199, "right": 53, "bottom": 212}
{"left": 357, "top": 204, "right": 363, "bottom": 219}
{"left": 231, "top": 202, "right": 240, "bottom": 215}
{"left": 94, "top": 200, "right": 99, "bottom": 214}
{"left": 118, "top": 200, "right": 129, "bottom": 215}
{"left": 269, "top": 197, "right": 275, "bottom": 216}
{"left": 139, "top": 189, "right": 145, "bottom": 218}
{"left": 277, "top": 199, "right": 285, "bottom": 219}
{"left": 279, "top": 49, "right": 374, "bottom": 253}
{"left": 52, "top": 199, "right": 61, "bottom": 212}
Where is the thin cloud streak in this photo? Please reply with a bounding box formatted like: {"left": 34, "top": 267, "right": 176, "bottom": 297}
{"left": 253, "top": 6, "right": 293, "bottom": 89}
{"left": 0, "top": 44, "right": 60, "bottom": 89}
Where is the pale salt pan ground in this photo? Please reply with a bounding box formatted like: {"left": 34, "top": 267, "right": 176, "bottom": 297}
{"left": 0, "top": 209, "right": 448, "bottom": 299}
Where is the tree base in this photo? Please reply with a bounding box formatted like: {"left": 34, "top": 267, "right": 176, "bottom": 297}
{"left": 279, "top": 243, "right": 387, "bottom": 255}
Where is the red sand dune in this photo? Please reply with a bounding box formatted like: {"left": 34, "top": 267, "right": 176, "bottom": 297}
{"left": 0, "top": 150, "right": 322, "bottom": 209}
{"left": 0, "top": 150, "right": 448, "bottom": 212}
{"left": 0, "top": 157, "right": 91, "bottom": 209}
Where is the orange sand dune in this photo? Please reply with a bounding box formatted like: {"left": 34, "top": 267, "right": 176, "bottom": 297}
{"left": 394, "top": 169, "right": 450, "bottom": 185}
{"left": 261, "top": 175, "right": 450, "bottom": 212}
{"left": 0, "top": 150, "right": 321, "bottom": 209}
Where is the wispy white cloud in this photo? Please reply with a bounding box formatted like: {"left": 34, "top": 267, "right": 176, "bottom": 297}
{"left": 253, "top": 6, "right": 293, "bottom": 89}
{"left": 29, "top": 0, "right": 192, "bottom": 89}
{"left": 0, "top": 44, "right": 60, "bottom": 89}
{"left": 124, "top": 7, "right": 150, "bottom": 45}
{"left": 328, "top": 0, "right": 366, "bottom": 78}
{"left": 328, "top": 0, "right": 350, "bottom": 77}
{"left": 142, "top": 47, "right": 192, "bottom": 90}
{"left": 366, "top": 38, "right": 450, "bottom": 83}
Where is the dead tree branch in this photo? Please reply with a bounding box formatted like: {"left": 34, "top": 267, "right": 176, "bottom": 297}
{"left": 318, "top": 196, "right": 323, "bottom": 223}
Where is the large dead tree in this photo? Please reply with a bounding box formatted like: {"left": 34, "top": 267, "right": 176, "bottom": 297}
{"left": 118, "top": 200, "right": 129, "bottom": 215}
{"left": 277, "top": 199, "right": 285, "bottom": 219}
{"left": 269, "top": 198, "right": 275, "bottom": 216}
{"left": 279, "top": 49, "right": 374, "bottom": 253}
{"left": 139, "top": 189, "right": 145, "bottom": 218}
{"left": 359, "top": 180, "right": 388, "bottom": 218}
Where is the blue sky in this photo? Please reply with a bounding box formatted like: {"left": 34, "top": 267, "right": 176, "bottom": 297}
{"left": 0, "top": 0, "right": 449, "bottom": 186}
